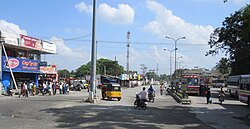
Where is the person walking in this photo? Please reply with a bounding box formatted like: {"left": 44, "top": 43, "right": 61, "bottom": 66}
{"left": 206, "top": 88, "right": 212, "bottom": 104}
{"left": 24, "top": 82, "right": 28, "bottom": 97}
{"left": 59, "top": 82, "right": 63, "bottom": 94}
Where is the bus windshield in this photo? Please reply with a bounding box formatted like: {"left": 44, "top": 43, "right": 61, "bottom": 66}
{"left": 187, "top": 78, "right": 199, "bottom": 86}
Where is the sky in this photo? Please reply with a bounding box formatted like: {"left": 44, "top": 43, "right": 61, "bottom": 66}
{"left": 0, "top": 0, "right": 249, "bottom": 75}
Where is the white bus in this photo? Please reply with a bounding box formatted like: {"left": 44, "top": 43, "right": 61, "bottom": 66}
{"left": 239, "top": 74, "right": 250, "bottom": 107}
{"left": 227, "top": 75, "right": 240, "bottom": 99}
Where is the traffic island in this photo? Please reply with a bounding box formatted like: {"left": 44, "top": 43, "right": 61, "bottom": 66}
{"left": 167, "top": 88, "right": 191, "bottom": 104}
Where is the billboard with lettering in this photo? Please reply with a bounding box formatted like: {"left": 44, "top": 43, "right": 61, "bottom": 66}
{"left": 40, "top": 66, "right": 57, "bottom": 74}
{"left": 42, "top": 40, "right": 57, "bottom": 54}
{"left": 20, "top": 34, "right": 42, "bottom": 50}
{"left": 2, "top": 56, "right": 40, "bottom": 73}
{"left": 1, "top": 31, "right": 19, "bottom": 46}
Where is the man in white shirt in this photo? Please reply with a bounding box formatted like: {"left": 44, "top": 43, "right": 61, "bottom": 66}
{"left": 138, "top": 87, "right": 147, "bottom": 102}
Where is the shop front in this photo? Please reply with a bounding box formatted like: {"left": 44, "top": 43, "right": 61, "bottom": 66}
{"left": 1, "top": 56, "right": 40, "bottom": 90}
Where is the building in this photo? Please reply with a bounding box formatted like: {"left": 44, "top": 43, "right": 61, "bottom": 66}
{"left": 0, "top": 31, "right": 56, "bottom": 91}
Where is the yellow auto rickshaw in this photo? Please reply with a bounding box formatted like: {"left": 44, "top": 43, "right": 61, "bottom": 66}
{"left": 101, "top": 83, "right": 121, "bottom": 101}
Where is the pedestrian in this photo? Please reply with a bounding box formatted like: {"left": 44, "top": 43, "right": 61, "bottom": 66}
{"left": 32, "top": 83, "right": 36, "bottom": 96}
{"left": 205, "top": 88, "right": 212, "bottom": 104}
{"left": 160, "top": 84, "right": 164, "bottom": 95}
{"left": 24, "top": 82, "right": 28, "bottom": 97}
{"left": 59, "top": 82, "right": 62, "bottom": 94}
{"left": 67, "top": 83, "right": 69, "bottom": 94}
{"left": 52, "top": 82, "right": 56, "bottom": 95}
{"left": 29, "top": 82, "right": 33, "bottom": 95}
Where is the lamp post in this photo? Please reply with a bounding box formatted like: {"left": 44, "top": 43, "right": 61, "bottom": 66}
{"left": 163, "top": 49, "right": 174, "bottom": 76}
{"left": 165, "top": 36, "right": 185, "bottom": 79}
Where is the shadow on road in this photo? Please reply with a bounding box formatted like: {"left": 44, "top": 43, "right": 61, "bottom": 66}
{"left": 41, "top": 104, "right": 214, "bottom": 129}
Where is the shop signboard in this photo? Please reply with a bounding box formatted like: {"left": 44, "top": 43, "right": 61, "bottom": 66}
{"left": 39, "top": 61, "right": 47, "bottom": 66}
{"left": 40, "top": 66, "right": 57, "bottom": 74}
{"left": 1, "top": 31, "right": 19, "bottom": 46}
{"left": 20, "top": 34, "right": 42, "bottom": 50}
{"left": 42, "top": 40, "right": 57, "bottom": 54}
{"left": 120, "top": 74, "right": 130, "bottom": 80}
{"left": 2, "top": 56, "right": 40, "bottom": 73}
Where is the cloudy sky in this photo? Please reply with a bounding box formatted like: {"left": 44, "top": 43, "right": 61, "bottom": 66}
{"left": 0, "top": 0, "right": 249, "bottom": 75}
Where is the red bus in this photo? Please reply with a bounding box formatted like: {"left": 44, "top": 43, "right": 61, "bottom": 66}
{"left": 182, "top": 75, "right": 200, "bottom": 95}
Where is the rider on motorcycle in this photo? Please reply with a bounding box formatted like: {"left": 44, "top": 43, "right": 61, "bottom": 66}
{"left": 218, "top": 87, "right": 225, "bottom": 102}
{"left": 148, "top": 85, "right": 155, "bottom": 97}
{"left": 138, "top": 87, "right": 147, "bottom": 102}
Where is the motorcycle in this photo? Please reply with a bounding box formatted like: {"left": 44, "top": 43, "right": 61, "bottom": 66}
{"left": 42, "top": 87, "right": 51, "bottom": 95}
{"left": 134, "top": 94, "right": 147, "bottom": 110}
{"left": 6, "top": 87, "right": 14, "bottom": 96}
{"left": 148, "top": 92, "right": 155, "bottom": 103}
{"left": 218, "top": 93, "right": 225, "bottom": 104}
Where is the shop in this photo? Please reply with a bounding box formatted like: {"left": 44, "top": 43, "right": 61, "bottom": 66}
{"left": 39, "top": 64, "right": 58, "bottom": 85}
{"left": 1, "top": 56, "right": 40, "bottom": 90}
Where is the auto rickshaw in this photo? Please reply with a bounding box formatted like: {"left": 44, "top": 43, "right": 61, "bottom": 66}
{"left": 101, "top": 83, "right": 121, "bottom": 101}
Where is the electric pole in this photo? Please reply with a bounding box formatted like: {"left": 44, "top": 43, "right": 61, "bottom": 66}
{"left": 126, "top": 31, "right": 130, "bottom": 73}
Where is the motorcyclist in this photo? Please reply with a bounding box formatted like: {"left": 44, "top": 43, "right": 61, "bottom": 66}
{"left": 218, "top": 87, "right": 225, "bottom": 102}
{"left": 148, "top": 85, "right": 155, "bottom": 97}
{"left": 138, "top": 87, "right": 147, "bottom": 102}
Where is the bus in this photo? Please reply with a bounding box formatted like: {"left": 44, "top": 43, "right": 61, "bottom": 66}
{"left": 239, "top": 74, "right": 250, "bottom": 107}
{"left": 227, "top": 75, "right": 240, "bottom": 99}
{"left": 182, "top": 75, "right": 200, "bottom": 95}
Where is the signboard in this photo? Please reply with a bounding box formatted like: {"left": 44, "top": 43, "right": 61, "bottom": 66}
{"left": 20, "top": 34, "right": 42, "bottom": 50}
{"left": 1, "top": 31, "right": 19, "bottom": 46}
{"left": 39, "top": 61, "right": 47, "bottom": 66}
{"left": 40, "top": 66, "right": 57, "bottom": 74}
{"left": 42, "top": 40, "right": 57, "bottom": 54}
{"left": 2, "top": 56, "right": 40, "bottom": 73}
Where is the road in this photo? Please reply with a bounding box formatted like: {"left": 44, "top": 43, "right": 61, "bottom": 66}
{"left": 0, "top": 86, "right": 249, "bottom": 129}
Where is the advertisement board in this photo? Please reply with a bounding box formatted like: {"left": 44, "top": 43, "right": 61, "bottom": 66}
{"left": 2, "top": 56, "right": 40, "bottom": 73}
{"left": 40, "top": 66, "right": 57, "bottom": 74}
{"left": 20, "top": 34, "right": 42, "bottom": 50}
{"left": 42, "top": 40, "right": 57, "bottom": 54}
{"left": 1, "top": 31, "right": 19, "bottom": 46}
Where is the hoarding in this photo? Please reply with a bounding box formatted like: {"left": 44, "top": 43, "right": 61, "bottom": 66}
{"left": 1, "top": 31, "right": 19, "bottom": 46}
{"left": 2, "top": 56, "right": 40, "bottom": 73}
{"left": 40, "top": 66, "right": 57, "bottom": 74}
{"left": 20, "top": 34, "right": 42, "bottom": 50}
{"left": 42, "top": 40, "right": 57, "bottom": 54}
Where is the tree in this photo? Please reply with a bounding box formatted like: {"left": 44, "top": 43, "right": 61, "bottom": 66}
{"left": 146, "top": 72, "right": 159, "bottom": 81}
{"left": 75, "top": 58, "right": 124, "bottom": 77}
{"left": 206, "top": 5, "right": 250, "bottom": 75}
{"left": 57, "top": 69, "right": 71, "bottom": 78}
{"left": 215, "top": 58, "right": 230, "bottom": 76}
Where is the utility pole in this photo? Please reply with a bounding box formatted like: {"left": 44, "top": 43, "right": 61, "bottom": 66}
{"left": 126, "top": 31, "right": 130, "bottom": 73}
{"left": 89, "top": 0, "right": 97, "bottom": 102}
{"left": 156, "top": 63, "right": 159, "bottom": 75}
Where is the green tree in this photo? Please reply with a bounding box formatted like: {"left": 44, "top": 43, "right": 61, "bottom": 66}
{"left": 57, "top": 69, "right": 71, "bottom": 78}
{"left": 215, "top": 58, "right": 230, "bottom": 76}
{"left": 75, "top": 58, "right": 124, "bottom": 77}
{"left": 146, "top": 72, "right": 159, "bottom": 81}
{"left": 206, "top": 5, "right": 250, "bottom": 75}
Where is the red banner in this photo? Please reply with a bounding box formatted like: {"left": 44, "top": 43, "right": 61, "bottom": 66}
{"left": 20, "top": 34, "right": 42, "bottom": 50}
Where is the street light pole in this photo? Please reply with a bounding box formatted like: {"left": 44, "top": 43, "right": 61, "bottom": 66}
{"left": 165, "top": 36, "right": 186, "bottom": 79}
{"left": 163, "top": 49, "right": 174, "bottom": 76}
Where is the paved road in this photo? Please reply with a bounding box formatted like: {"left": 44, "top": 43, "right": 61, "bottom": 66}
{"left": 0, "top": 86, "right": 248, "bottom": 129}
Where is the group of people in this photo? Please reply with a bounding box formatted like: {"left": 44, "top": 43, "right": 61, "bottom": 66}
{"left": 137, "top": 85, "right": 156, "bottom": 102}
{"left": 19, "top": 81, "right": 37, "bottom": 97}
{"left": 17, "top": 81, "right": 71, "bottom": 97}
{"left": 205, "top": 87, "right": 225, "bottom": 104}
